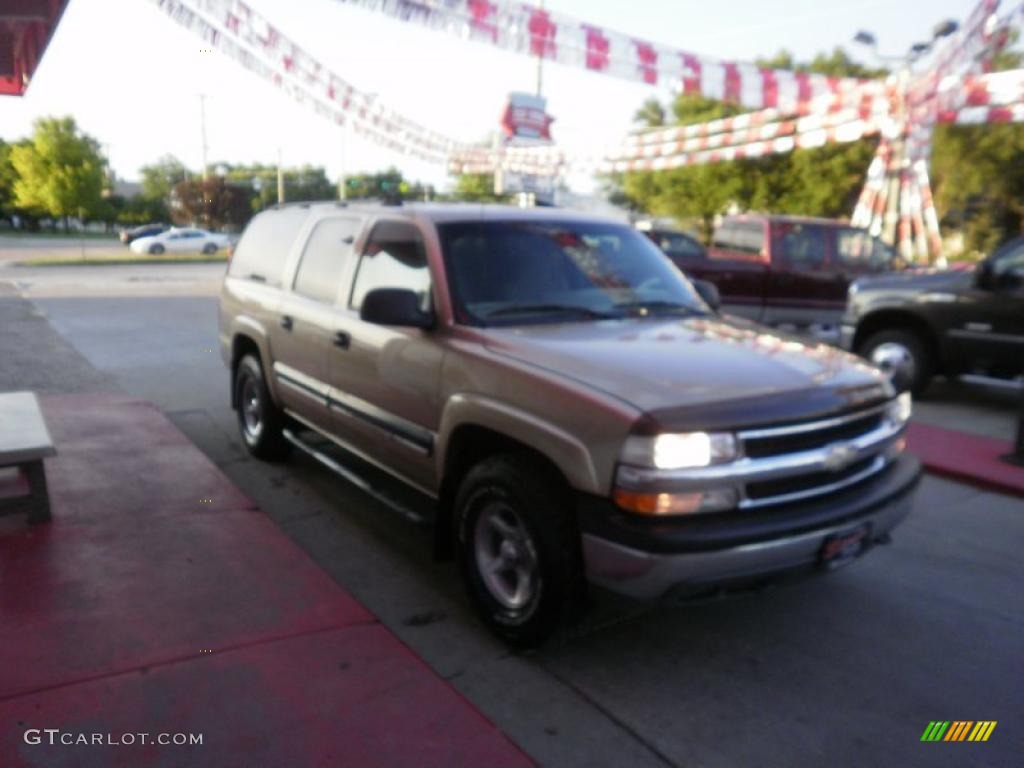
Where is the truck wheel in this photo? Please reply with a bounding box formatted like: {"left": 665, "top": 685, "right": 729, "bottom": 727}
{"left": 859, "top": 329, "right": 932, "bottom": 396}
{"left": 234, "top": 354, "right": 291, "bottom": 460}
{"left": 454, "top": 453, "right": 584, "bottom": 648}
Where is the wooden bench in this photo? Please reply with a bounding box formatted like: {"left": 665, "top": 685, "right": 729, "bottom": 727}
{"left": 0, "top": 392, "right": 56, "bottom": 524}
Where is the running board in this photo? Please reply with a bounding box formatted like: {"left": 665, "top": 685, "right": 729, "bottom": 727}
{"left": 282, "top": 428, "right": 432, "bottom": 525}
{"left": 958, "top": 374, "right": 1024, "bottom": 392}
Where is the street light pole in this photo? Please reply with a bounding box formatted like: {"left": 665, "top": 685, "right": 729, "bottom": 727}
{"left": 198, "top": 94, "right": 209, "bottom": 181}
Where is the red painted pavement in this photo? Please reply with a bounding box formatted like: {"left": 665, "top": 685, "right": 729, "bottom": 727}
{"left": 907, "top": 422, "right": 1024, "bottom": 497}
{"left": 0, "top": 394, "right": 531, "bottom": 767}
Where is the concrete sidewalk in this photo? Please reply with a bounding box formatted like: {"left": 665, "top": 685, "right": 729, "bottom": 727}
{"left": 0, "top": 394, "right": 530, "bottom": 767}
{"left": 907, "top": 422, "right": 1023, "bottom": 497}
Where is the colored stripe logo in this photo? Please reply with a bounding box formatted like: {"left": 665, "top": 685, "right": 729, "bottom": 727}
{"left": 921, "top": 721, "right": 997, "bottom": 742}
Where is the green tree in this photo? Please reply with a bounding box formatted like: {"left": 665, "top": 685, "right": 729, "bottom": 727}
{"left": 221, "top": 162, "right": 338, "bottom": 211}
{"left": 0, "top": 141, "right": 13, "bottom": 210}
{"left": 173, "top": 177, "right": 252, "bottom": 231}
{"left": 140, "top": 155, "right": 189, "bottom": 203}
{"left": 931, "top": 35, "right": 1024, "bottom": 252}
{"left": 618, "top": 94, "right": 750, "bottom": 240}
{"left": 10, "top": 117, "right": 107, "bottom": 230}
{"left": 342, "top": 167, "right": 416, "bottom": 200}
{"left": 633, "top": 98, "right": 666, "bottom": 128}
{"left": 450, "top": 172, "right": 507, "bottom": 202}
{"left": 612, "top": 50, "right": 885, "bottom": 235}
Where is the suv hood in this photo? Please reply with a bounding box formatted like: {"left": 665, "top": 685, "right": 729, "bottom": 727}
{"left": 484, "top": 316, "right": 890, "bottom": 430}
{"left": 853, "top": 265, "right": 974, "bottom": 293}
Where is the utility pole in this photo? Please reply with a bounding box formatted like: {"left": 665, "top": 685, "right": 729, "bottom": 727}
{"left": 277, "top": 147, "right": 285, "bottom": 204}
{"left": 198, "top": 94, "right": 209, "bottom": 181}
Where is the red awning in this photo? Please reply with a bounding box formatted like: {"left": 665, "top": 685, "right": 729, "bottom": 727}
{"left": 0, "top": 0, "right": 69, "bottom": 96}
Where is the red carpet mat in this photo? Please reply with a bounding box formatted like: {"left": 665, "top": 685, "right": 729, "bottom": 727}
{"left": 0, "top": 394, "right": 530, "bottom": 767}
{"left": 908, "top": 422, "right": 1023, "bottom": 497}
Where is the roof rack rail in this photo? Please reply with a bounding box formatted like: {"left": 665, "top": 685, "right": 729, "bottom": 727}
{"left": 270, "top": 201, "right": 312, "bottom": 211}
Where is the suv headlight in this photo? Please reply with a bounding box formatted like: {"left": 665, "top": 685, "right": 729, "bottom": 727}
{"left": 886, "top": 391, "right": 912, "bottom": 427}
{"left": 614, "top": 431, "right": 740, "bottom": 516}
{"left": 621, "top": 431, "right": 738, "bottom": 470}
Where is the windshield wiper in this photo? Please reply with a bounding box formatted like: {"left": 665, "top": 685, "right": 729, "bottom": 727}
{"left": 485, "top": 303, "right": 617, "bottom": 320}
{"left": 611, "top": 300, "right": 705, "bottom": 316}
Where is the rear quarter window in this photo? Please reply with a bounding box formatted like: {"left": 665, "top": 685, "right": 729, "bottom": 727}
{"left": 711, "top": 222, "right": 764, "bottom": 259}
{"left": 773, "top": 222, "right": 828, "bottom": 269}
{"left": 228, "top": 208, "right": 311, "bottom": 286}
{"left": 650, "top": 231, "right": 706, "bottom": 262}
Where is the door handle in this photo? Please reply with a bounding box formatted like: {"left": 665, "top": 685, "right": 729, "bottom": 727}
{"left": 332, "top": 331, "right": 351, "bottom": 349}
{"left": 279, "top": 315, "right": 293, "bottom": 331}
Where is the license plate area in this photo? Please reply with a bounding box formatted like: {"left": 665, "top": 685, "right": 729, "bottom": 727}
{"left": 819, "top": 523, "right": 871, "bottom": 570}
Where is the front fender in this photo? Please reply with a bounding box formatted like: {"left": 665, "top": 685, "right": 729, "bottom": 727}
{"left": 436, "top": 394, "right": 601, "bottom": 494}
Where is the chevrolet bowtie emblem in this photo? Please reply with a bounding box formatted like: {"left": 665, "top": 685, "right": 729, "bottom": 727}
{"left": 823, "top": 443, "right": 859, "bottom": 472}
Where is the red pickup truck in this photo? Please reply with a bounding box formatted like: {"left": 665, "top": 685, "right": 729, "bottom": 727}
{"left": 644, "top": 215, "right": 897, "bottom": 341}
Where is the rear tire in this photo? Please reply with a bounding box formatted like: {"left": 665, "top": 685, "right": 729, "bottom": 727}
{"left": 454, "top": 453, "right": 585, "bottom": 648}
{"left": 859, "top": 328, "right": 932, "bottom": 396}
{"left": 234, "top": 354, "right": 291, "bottom": 460}
{"left": 202, "top": 242, "right": 217, "bottom": 254}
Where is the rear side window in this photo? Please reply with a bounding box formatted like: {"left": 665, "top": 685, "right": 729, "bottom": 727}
{"left": 292, "top": 217, "right": 361, "bottom": 304}
{"left": 837, "top": 228, "right": 894, "bottom": 271}
{"left": 349, "top": 220, "right": 430, "bottom": 311}
{"left": 774, "top": 223, "right": 828, "bottom": 269}
{"left": 229, "top": 208, "right": 310, "bottom": 286}
{"left": 652, "top": 231, "right": 705, "bottom": 261}
{"left": 712, "top": 222, "right": 763, "bottom": 257}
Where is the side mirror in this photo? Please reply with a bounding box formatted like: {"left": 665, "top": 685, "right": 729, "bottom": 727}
{"left": 692, "top": 278, "right": 721, "bottom": 311}
{"left": 360, "top": 288, "right": 434, "bottom": 329}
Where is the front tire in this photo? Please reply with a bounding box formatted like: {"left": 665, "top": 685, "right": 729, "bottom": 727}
{"left": 234, "top": 354, "right": 291, "bottom": 460}
{"left": 149, "top": 243, "right": 165, "bottom": 255}
{"left": 859, "top": 328, "right": 932, "bottom": 396}
{"left": 455, "top": 453, "right": 584, "bottom": 648}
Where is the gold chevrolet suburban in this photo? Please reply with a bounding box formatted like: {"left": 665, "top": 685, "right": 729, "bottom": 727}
{"left": 219, "top": 202, "right": 921, "bottom": 646}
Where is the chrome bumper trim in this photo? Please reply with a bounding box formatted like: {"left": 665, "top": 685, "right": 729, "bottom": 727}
{"left": 582, "top": 489, "right": 913, "bottom": 600}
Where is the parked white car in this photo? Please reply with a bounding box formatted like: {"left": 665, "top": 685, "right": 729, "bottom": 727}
{"left": 130, "top": 227, "right": 230, "bottom": 256}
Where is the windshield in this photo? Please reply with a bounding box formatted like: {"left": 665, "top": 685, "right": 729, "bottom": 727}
{"left": 438, "top": 219, "right": 707, "bottom": 326}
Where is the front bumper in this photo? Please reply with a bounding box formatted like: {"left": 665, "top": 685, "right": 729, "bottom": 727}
{"left": 578, "top": 455, "right": 920, "bottom": 600}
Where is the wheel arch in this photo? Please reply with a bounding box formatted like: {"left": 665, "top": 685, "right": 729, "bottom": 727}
{"left": 433, "top": 415, "right": 587, "bottom": 561}
{"left": 853, "top": 310, "right": 944, "bottom": 374}
{"left": 230, "top": 332, "right": 272, "bottom": 409}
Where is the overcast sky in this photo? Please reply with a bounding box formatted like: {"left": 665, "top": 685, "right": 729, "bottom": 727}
{"left": 0, "top": 0, "right": 979, "bottom": 189}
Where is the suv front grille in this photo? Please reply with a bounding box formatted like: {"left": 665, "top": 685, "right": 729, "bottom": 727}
{"left": 735, "top": 403, "right": 895, "bottom": 509}
{"left": 743, "top": 412, "right": 884, "bottom": 458}
{"left": 614, "top": 402, "right": 903, "bottom": 513}
{"left": 746, "top": 456, "right": 878, "bottom": 500}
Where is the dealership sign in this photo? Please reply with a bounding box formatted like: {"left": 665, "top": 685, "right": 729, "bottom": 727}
{"left": 494, "top": 169, "right": 554, "bottom": 197}
{"left": 501, "top": 92, "right": 554, "bottom": 142}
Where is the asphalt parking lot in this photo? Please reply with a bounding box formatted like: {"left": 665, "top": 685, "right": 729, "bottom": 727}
{"left": 2, "top": 257, "right": 1021, "bottom": 767}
